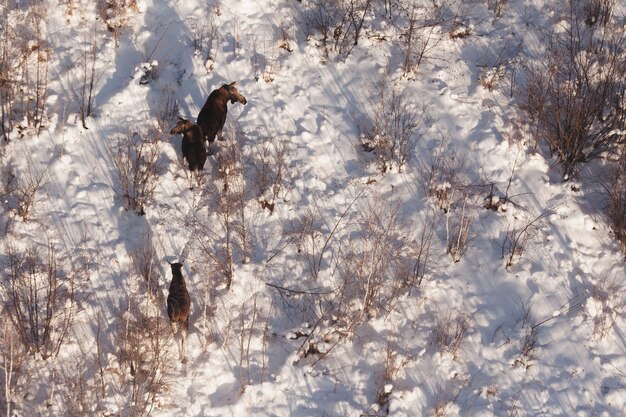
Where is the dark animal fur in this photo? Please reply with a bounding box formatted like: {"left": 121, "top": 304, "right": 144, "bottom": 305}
{"left": 196, "top": 81, "right": 247, "bottom": 144}
{"left": 167, "top": 262, "right": 191, "bottom": 362}
{"left": 170, "top": 117, "right": 207, "bottom": 188}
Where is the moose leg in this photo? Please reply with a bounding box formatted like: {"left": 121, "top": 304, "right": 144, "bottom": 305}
{"left": 196, "top": 170, "right": 204, "bottom": 188}
{"left": 207, "top": 142, "right": 218, "bottom": 156}
{"left": 180, "top": 326, "right": 187, "bottom": 363}
{"left": 205, "top": 130, "right": 216, "bottom": 145}
{"left": 188, "top": 169, "right": 195, "bottom": 190}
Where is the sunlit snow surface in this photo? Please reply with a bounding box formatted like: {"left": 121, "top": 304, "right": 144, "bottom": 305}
{"left": 2, "top": 0, "right": 625, "bottom": 416}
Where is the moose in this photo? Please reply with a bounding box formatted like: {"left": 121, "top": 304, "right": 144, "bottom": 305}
{"left": 167, "top": 261, "right": 191, "bottom": 363}
{"left": 170, "top": 117, "right": 207, "bottom": 189}
{"left": 196, "top": 81, "right": 247, "bottom": 145}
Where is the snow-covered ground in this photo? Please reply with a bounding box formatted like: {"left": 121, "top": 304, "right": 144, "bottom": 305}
{"left": 1, "top": 0, "right": 625, "bottom": 416}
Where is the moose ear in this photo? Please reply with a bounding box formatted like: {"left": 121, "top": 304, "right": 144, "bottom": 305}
{"left": 176, "top": 116, "right": 184, "bottom": 121}
{"left": 230, "top": 81, "right": 238, "bottom": 86}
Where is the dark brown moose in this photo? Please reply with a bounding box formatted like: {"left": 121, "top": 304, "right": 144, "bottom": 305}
{"left": 196, "top": 81, "right": 247, "bottom": 144}
{"left": 170, "top": 117, "right": 207, "bottom": 189}
{"left": 167, "top": 261, "right": 191, "bottom": 363}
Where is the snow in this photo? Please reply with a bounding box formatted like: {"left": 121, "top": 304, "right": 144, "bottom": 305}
{"left": 1, "top": 0, "right": 625, "bottom": 416}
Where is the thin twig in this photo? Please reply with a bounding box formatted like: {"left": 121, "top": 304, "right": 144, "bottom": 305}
{"left": 265, "top": 282, "right": 334, "bottom": 296}
{"left": 315, "top": 187, "right": 367, "bottom": 277}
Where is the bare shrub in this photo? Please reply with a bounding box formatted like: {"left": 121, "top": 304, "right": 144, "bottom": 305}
{"left": 0, "top": 240, "right": 82, "bottom": 360}
{"left": 0, "top": 320, "right": 27, "bottom": 417}
{"left": 217, "top": 139, "right": 249, "bottom": 268}
{"left": 278, "top": 18, "right": 295, "bottom": 53}
{"left": 281, "top": 194, "right": 434, "bottom": 362}
{"left": 484, "top": 142, "right": 525, "bottom": 211}
{"left": 301, "top": 0, "right": 372, "bottom": 60}
{"left": 291, "top": 187, "right": 365, "bottom": 281}
{"left": 419, "top": 136, "right": 471, "bottom": 212}
{"left": 406, "top": 210, "right": 436, "bottom": 292}
{"left": 52, "top": 315, "right": 116, "bottom": 416}
{"left": 251, "top": 136, "right": 297, "bottom": 213}
{"left": 191, "top": 201, "right": 236, "bottom": 291}
{"left": 503, "top": 391, "right": 523, "bottom": 417}
{"left": 417, "top": 137, "right": 478, "bottom": 262}
{"left": 372, "top": 341, "right": 409, "bottom": 416}
{"left": 55, "top": 303, "right": 175, "bottom": 417}
{"left": 197, "top": 264, "right": 216, "bottom": 353}
{"left": 77, "top": 35, "right": 100, "bottom": 129}
{"left": 251, "top": 26, "right": 292, "bottom": 81}
{"left": 584, "top": 273, "right": 626, "bottom": 340}
{"left": 448, "top": 18, "right": 472, "bottom": 41}
{"left": 512, "top": 299, "right": 539, "bottom": 369}
{"left": 0, "top": 3, "right": 50, "bottom": 141}
{"left": 261, "top": 42, "right": 284, "bottom": 83}
{"left": 64, "top": 0, "right": 75, "bottom": 17}
{"left": 191, "top": 134, "right": 252, "bottom": 289}
{"left": 129, "top": 231, "right": 163, "bottom": 304}
{"left": 251, "top": 38, "right": 286, "bottom": 83}
{"left": 602, "top": 155, "right": 626, "bottom": 252}
{"left": 217, "top": 137, "right": 244, "bottom": 194}
{"left": 98, "top": 0, "right": 139, "bottom": 45}
{"left": 289, "top": 207, "right": 325, "bottom": 280}
{"left": 231, "top": 291, "right": 273, "bottom": 393}
{"left": 582, "top": 0, "right": 615, "bottom": 26}
{"left": 501, "top": 208, "right": 554, "bottom": 270}
{"left": 444, "top": 191, "right": 477, "bottom": 263}
{"left": 361, "top": 74, "right": 432, "bottom": 173}
{"left": 190, "top": 6, "right": 219, "bottom": 71}
{"left": 398, "top": 2, "right": 449, "bottom": 74}
{"left": 337, "top": 197, "right": 410, "bottom": 320}
{"left": 349, "top": 197, "right": 417, "bottom": 316}
{"left": 59, "top": 24, "right": 101, "bottom": 129}
{"left": 420, "top": 138, "right": 483, "bottom": 262}
{"left": 328, "top": 193, "right": 434, "bottom": 326}
{"left": 57, "top": 358, "right": 102, "bottom": 417}
{"left": 108, "top": 129, "right": 165, "bottom": 215}
{"left": 517, "top": 323, "right": 539, "bottom": 370}
{"left": 3, "top": 159, "right": 48, "bottom": 221}
{"left": 282, "top": 192, "right": 437, "bottom": 363}
{"left": 155, "top": 85, "right": 179, "bottom": 133}
{"left": 478, "top": 38, "right": 522, "bottom": 91}
{"left": 433, "top": 383, "right": 462, "bottom": 417}
{"left": 431, "top": 310, "right": 472, "bottom": 359}
{"left": 231, "top": 16, "right": 242, "bottom": 58}
{"left": 487, "top": 0, "right": 508, "bottom": 18}
{"left": 521, "top": 10, "right": 626, "bottom": 179}
{"left": 113, "top": 306, "right": 175, "bottom": 416}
